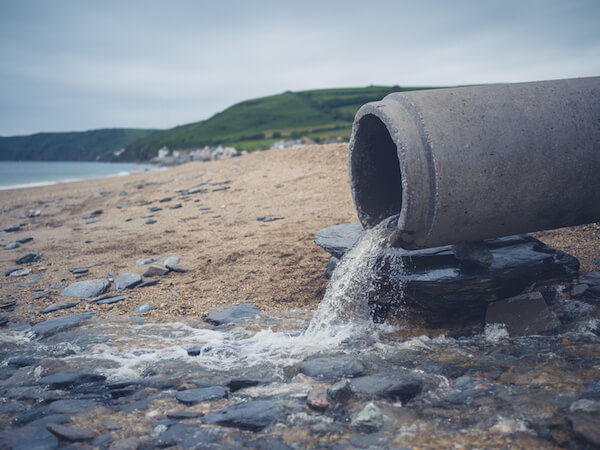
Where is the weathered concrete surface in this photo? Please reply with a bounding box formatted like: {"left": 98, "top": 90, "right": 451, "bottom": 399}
{"left": 349, "top": 77, "right": 600, "bottom": 249}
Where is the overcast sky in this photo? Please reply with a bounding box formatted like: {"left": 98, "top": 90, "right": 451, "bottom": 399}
{"left": 1, "top": 0, "right": 599, "bottom": 136}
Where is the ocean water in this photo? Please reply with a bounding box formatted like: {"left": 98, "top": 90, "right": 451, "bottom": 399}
{"left": 0, "top": 160, "right": 159, "bottom": 190}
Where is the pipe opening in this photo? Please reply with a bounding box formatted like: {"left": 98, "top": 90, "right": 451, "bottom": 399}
{"left": 351, "top": 114, "right": 402, "bottom": 227}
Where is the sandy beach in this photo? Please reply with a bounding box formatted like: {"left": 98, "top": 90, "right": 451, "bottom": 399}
{"left": 1, "top": 143, "right": 599, "bottom": 324}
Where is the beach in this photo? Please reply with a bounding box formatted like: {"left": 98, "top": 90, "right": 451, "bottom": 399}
{"left": 1, "top": 143, "right": 599, "bottom": 324}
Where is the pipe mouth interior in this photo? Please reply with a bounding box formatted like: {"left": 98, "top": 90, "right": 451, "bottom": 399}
{"left": 351, "top": 114, "right": 402, "bottom": 227}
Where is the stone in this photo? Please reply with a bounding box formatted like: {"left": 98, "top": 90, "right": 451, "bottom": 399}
{"left": 166, "top": 410, "right": 205, "bottom": 419}
{"left": 86, "top": 218, "right": 99, "bottom": 224}
{"left": 10, "top": 428, "right": 59, "bottom": 450}
{"left": 579, "top": 271, "right": 600, "bottom": 295}
{"left": 163, "top": 256, "right": 180, "bottom": 268}
{"left": 595, "top": 255, "right": 600, "bottom": 267}
{"left": 137, "top": 279, "right": 159, "bottom": 288}
{"left": 134, "top": 302, "right": 154, "bottom": 314}
{"left": 485, "top": 292, "right": 559, "bottom": 336}
{"left": 17, "top": 236, "right": 33, "bottom": 244}
{"left": 451, "top": 241, "right": 494, "bottom": 268}
{"left": 155, "top": 423, "right": 224, "bottom": 448}
{"left": 46, "top": 399, "right": 100, "bottom": 414}
{"left": 314, "top": 222, "right": 364, "bottom": 258}
{"left": 327, "top": 379, "right": 354, "bottom": 404}
{"left": 204, "top": 303, "right": 260, "bottom": 325}
{"left": 226, "top": 378, "right": 263, "bottom": 392}
{"left": 31, "top": 312, "right": 95, "bottom": 338}
{"left": 145, "top": 219, "right": 157, "bottom": 224}
{"left": 46, "top": 423, "right": 95, "bottom": 441}
{"left": 69, "top": 267, "right": 88, "bottom": 274}
{"left": 299, "top": 356, "right": 365, "bottom": 381}
{"left": 582, "top": 381, "right": 600, "bottom": 400}
{"left": 5, "top": 241, "right": 20, "bottom": 250}
{"left": 256, "top": 216, "right": 284, "bottom": 222}
{"left": 109, "top": 437, "right": 141, "bottom": 450}
{"left": 29, "top": 414, "right": 70, "bottom": 426}
{"left": 170, "top": 203, "right": 182, "bottom": 209}
{"left": 3, "top": 223, "right": 22, "bottom": 232}
{"left": 569, "top": 399, "right": 600, "bottom": 413}
{"left": 61, "top": 279, "right": 111, "bottom": 298}
{"left": 325, "top": 257, "right": 339, "bottom": 279}
{"left": 41, "top": 301, "right": 79, "bottom": 314}
{"left": 18, "top": 272, "right": 42, "bottom": 287}
{"left": 307, "top": 387, "right": 331, "bottom": 410}
{"left": 26, "top": 209, "right": 41, "bottom": 217}
{"left": 351, "top": 373, "right": 424, "bottom": 402}
{"left": 90, "top": 294, "right": 129, "bottom": 305}
{"left": 569, "top": 413, "right": 600, "bottom": 446}
{"left": 571, "top": 284, "right": 589, "bottom": 297}
{"left": 8, "top": 268, "right": 31, "bottom": 277}
{"left": 16, "top": 252, "right": 40, "bottom": 264}
{"left": 34, "top": 292, "right": 50, "bottom": 300}
{"left": 143, "top": 265, "right": 169, "bottom": 277}
{"left": 350, "top": 402, "right": 384, "bottom": 433}
{"left": 159, "top": 196, "right": 172, "bottom": 202}
{"left": 135, "top": 257, "right": 156, "bottom": 265}
{"left": 0, "top": 314, "right": 8, "bottom": 326}
{"left": 114, "top": 273, "right": 142, "bottom": 290}
{"left": 83, "top": 210, "right": 102, "bottom": 219}
{"left": 175, "top": 386, "right": 228, "bottom": 405}
{"left": 203, "top": 400, "right": 285, "bottom": 431}
{"left": 0, "top": 300, "right": 17, "bottom": 310}
{"left": 39, "top": 370, "right": 106, "bottom": 388}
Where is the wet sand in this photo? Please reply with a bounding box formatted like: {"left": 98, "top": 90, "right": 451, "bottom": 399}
{"left": 1, "top": 143, "right": 599, "bottom": 324}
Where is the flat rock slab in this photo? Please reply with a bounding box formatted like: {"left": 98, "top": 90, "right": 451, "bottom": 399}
{"left": 205, "top": 303, "right": 260, "bottom": 325}
{"left": 316, "top": 225, "right": 579, "bottom": 321}
{"left": 155, "top": 423, "right": 224, "bottom": 448}
{"left": 46, "top": 423, "right": 95, "bottom": 441}
{"left": 89, "top": 294, "right": 128, "bottom": 305}
{"left": 314, "top": 222, "right": 364, "bottom": 258}
{"left": 351, "top": 373, "right": 424, "bottom": 402}
{"left": 114, "top": 273, "right": 142, "bottom": 290}
{"left": 10, "top": 428, "right": 58, "bottom": 450}
{"left": 485, "top": 292, "right": 559, "bottom": 336}
{"left": 203, "top": 400, "right": 285, "bottom": 431}
{"left": 39, "top": 370, "right": 106, "bottom": 388}
{"left": 31, "top": 312, "right": 95, "bottom": 338}
{"left": 175, "top": 386, "right": 228, "bottom": 405}
{"left": 16, "top": 252, "right": 40, "bottom": 264}
{"left": 62, "top": 279, "right": 111, "bottom": 298}
{"left": 143, "top": 265, "right": 170, "bottom": 277}
{"left": 300, "top": 356, "right": 366, "bottom": 381}
{"left": 42, "top": 301, "right": 79, "bottom": 314}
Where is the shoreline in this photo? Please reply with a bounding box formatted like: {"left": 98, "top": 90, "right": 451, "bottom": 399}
{"left": 0, "top": 143, "right": 598, "bottom": 326}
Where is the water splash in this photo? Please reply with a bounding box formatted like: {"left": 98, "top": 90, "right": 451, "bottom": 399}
{"left": 306, "top": 215, "right": 405, "bottom": 334}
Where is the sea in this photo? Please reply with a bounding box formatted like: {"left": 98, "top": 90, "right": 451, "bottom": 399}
{"left": 0, "top": 161, "right": 160, "bottom": 190}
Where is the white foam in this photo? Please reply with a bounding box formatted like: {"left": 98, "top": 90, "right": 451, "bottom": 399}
{"left": 484, "top": 323, "right": 510, "bottom": 342}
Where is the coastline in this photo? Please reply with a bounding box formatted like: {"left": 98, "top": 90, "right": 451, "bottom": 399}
{"left": 0, "top": 143, "right": 598, "bottom": 325}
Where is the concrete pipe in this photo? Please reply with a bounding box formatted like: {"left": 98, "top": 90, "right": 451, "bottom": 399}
{"left": 348, "top": 76, "right": 600, "bottom": 249}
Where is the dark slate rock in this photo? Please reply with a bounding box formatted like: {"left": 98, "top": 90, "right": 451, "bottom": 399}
{"left": 108, "top": 437, "right": 141, "bottom": 450}
{"left": 155, "top": 423, "right": 225, "bottom": 449}
{"left": 41, "top": 301, "right": 78, "bottom": 314}
{"left": 451, "top": 241, "right": 494, "bottom": 268}
{"left": 110, "top": 387, "right": 137, "bottom": 399}
{"left": 82, "top": 210, "right": 102, "bottom": 219}
{"left": 93, "top": 295, "right": 128, "bottom": 305}
{"left": 300, "top": 356, "right": 365, "bottom": 381}
{"left": 569, "top": 413, "right": 600, "bottom": 446}
{"left": 29, "top": 414, "right": 70, "bottom": 426}
{"left": 145, "top": 219, "right": 157, "bottom": 224}
{"left": 580, "top": 271, "right": 600, "bottom": 295}
{"left": 175, "top": 386, "right": 228, "bottom": 405}
{"left": 0, "top": 314, "right": 8, "bottom": 326}
{"left": 135, "top": 257, "right": 156, "bottom": 265}
{"left": 133, "top": 302, "right": 154, "bottom": 314}
{"left": 325, "top": 257, "right": 339, "bottom": 280}
{"left": 61, "top": 279, "right": 111, "bottom": 298}
{"left": 307, "top": 387, "right": 331, "bottom": 410}
{"left": 327, "top": 379, "right": 354, "bottom": 404}
{"left": 16, "top": 252, "right": 41, "bottom": 264}
{"left": 166, "top": 410, "right": 205, "bottom": 419}
{"left": 92, "top": 432, "right": 113, "bottom": 450}
{"left": 351, "top": 373, "right": 423, "bottom": 402}
{"left": 18, "top": 271, "right": 42, "bottom": 287}
{"left": 571, "top": 283, "right": 589, "bottom": 297}
{"left": 10, "top": 428, "right": 59, "bottom": 450}
{"left": 582, "top": 381, "right": 600, "bottom": 400}
{"left": 203, "top": 400, "right": 285, "bottom": 431}
{"left": 3, "top": 223, "right": 22, "bottom": 232}
{"left": 0, "top": 300, "right": 17, "bottom": 310}
{"left": 350, "top": 402, "right": 384, "bottom": 433}
{"left": 31, "top": 312, "right": 95, "bottom": 338}
{"left": 148, "top": 206, "right": 162, "bottom": 212}
{"left": 17, "top": 237, "right": 33, "bottom": 244}
{"left": 38, "top": 370, "right": 106, "bottom": 388}
{"left": 26, "top": 209, "right": 41, "bottom": 217}
{"left": 137, "top": 279, "right": 159, "bottom": 288}
{"left": 143, "top": 265, "right": 169, "bottom": 277}
{"left": 4, "top": 267, "right": 20, "bottom": 276}
{"left": 114, "top": 273, "right": 142, "bottom": 290}
{"left": 256, "top": 216, "right": 284, "bottom": 222}
{"left": 46, "top": 423, "right": 95, "bottom": 441}
{"left": 69, "top": 267, "right": 88, "bottom": 274}
{"left": 314, "top": 222, "right": 364, "bottom": 258}
{"left": 227, "top": 378, "right": 262, "bottom": 392}
{"left": 5, "top": 241, "right": 21, "bottom": 250}
{"left": 204, "top": 303, "right": 260, "bottom": 325}
{"left": 485, "top": 292, "right": 559, "bottom": 336}
{"left": 34, "top": 292, "right": 51, "bottom": 300}
{"left": 159, "top": 196, "right": 172, "bottom": 202}
{"left": 170, "top": 203, "right": 182, "bottom": 209}
{"left": 245, "top": 437, "right": 293, "bottom": 450}
{"left": 186, "top": 345, "right": 208, "bottom": 356}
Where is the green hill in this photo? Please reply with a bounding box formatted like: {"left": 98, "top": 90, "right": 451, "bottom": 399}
{"left": 120, "top": 85, "right": 438, "bottom": 160}
{"left": 0, "top": 128, "right": 158, "bottom": 161}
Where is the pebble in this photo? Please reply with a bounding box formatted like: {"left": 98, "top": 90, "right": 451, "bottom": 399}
{"left": 307, "top": 387, "right": 331, "bottom": 410}
{"left": 159, "top": 197, "right": 172, "bottom": 202}
{"left": 350, "top": 373, "right": 424, "bottom": 402}
{"left": 3, "top": 223, "right": 22, "bottom": 232}
{"left": 350, "top": 402, "right": 384, "bottom": 433}
{"left": 163, "top": 256, "right": 180, "bottom": 268}
{"left": 26, "top": 209, "right": 41, "bottom": 217}
{"left": 202, "top": 399, "right": 285, "bottom": 431}
{"left": 17, "top": 236, "right": 33, "bottom": 244}
{"left": 90, "top": 294, "right": 129, "bottom": 305}
{"left": 204, "top": 303, "right": 260, "bottom": 325}
{"left": 4, "top": 241, "right": 21, "bottom": 250}
{"left": 109, "top": 437, "right": 142, "bottom": 450}
{"left": 256, "top": 216, "right": 284, "bottom": 222}
{"left": 134, "top": 302, "right": 155, "bottom": 314}
{"left": 170, "top": 203, "right": 182, "bottom": 209}
{"left": 61, "top": 279, "right": 111, "bottom": 298}
{"left": 8, "top": 268, "right": 32, "bottom": 277}
{"left": 85, "top": 219, "right": 99, "bottom": 224}
{"left": 327, "top": 379, "right": 354, "bottom": 404}
{"left": 69, "top": 267, "right": 89, "bottom": 274}
{"left": 135, "top": 257, "right": 156, "bottom": 265}
{"left": 166, "top": 410, "right": 205, "bottom": 419}
{"left": 82, "top": 210, "right": 103, "bottom": 219}
{"left": 148, "top": 206, "right": 162, "bottom": 212}
{"left": 145, "top": 219, "right": 157, "bottom": 224}
{"left": 16, "top": 251, "right": 41, "bottom": 264}
{"left": 137, "top": 279, "right": 159, "bottom": 288}
{"left": 300, "top": 356, "right": 366, "bottom": 381}
{"left": 41, "top": 301, "right": 79, "bottom": 314}
{"left": 143, "top": 265, "right": 170, "bottom": 277}
{"left": 175, "top": 386, "right": 228, "bottom": 405}
{"left": 114, "top": 273, "right": 143, "bottom": 290}
{"left": 155, "top": 424, "right": 223, "bottom": 448}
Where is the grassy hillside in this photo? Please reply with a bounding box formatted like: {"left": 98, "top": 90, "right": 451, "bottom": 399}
{"left": 120, "top": 85, "right": 438, "bottom": 160}
{"left": 0, "top": 128, "right": 158, "bottom": 161}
